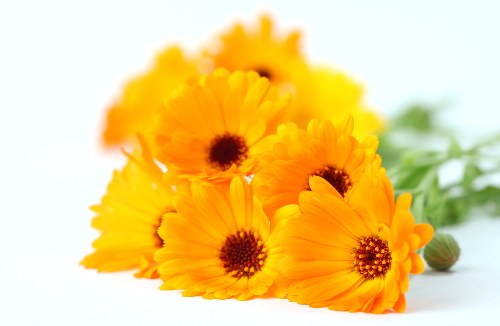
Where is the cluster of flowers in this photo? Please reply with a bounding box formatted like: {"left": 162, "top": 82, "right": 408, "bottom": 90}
{"left": 82, "top": 15, "right": 434, "bottom": 313}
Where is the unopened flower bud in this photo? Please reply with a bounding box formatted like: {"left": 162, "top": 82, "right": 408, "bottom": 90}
{"left": 424, "top": 233, "right": 460, "bottom": 271}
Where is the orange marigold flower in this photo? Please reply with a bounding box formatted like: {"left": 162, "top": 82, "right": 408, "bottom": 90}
{"left": 102, "top": 46, "right": 200, "bottom": 147}
{"left": 252, "top": 117, "right": 380, "bottom": 217}
{"left": 281, "top": 172, "right": 434, "bottom": 313}
{"left": 81, "top": 137, "right": 175, "bottom": 278}
{"left": 206, "top": 15, "right": 383, "bottom": 138}
{"left": 291, "top": 66, "right": 384, "bottom": 138}
{"left": 152, "top": 69, "right": 290, "bottom": 185}
{"left": 154, "top": 176, "right": 287, "bottom": 300}
{"left": 207, "top": 14, "right": 307, "bottom": 87}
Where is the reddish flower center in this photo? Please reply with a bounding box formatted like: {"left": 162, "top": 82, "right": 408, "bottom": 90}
{"left": 254, "top": 67, "right": 272, "bottom": 80}
{"left": 309, "top": 165, "right": 352, "bottom": 197}
{"left": 219, "top": 229, "right": 267, "bottom": 278}
{"left": 353, "top": 236, "right": 392, "bottom": 280}
{"left": 208, "top": 133, "right": 248, "bottom": 171}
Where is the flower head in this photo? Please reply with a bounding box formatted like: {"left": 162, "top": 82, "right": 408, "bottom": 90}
{"left": 207, "top": 14, "right": 307, "bottom": 86}
{"left": 252, "top": 117, "right": 379, "bottom": 217}
{"left": 291, "top": 66, "right": 384, "bottom": 138}
{"left": 205, "top": 15, "right": 382, "bottom": 138}
{"left": 154, "top": 176, "right": 286, "bottom": 300}
{"left": 102, "top": 46, "right": 200, "bottom": 147}
{"left": 281, "top": 171, "right": 434, "bottom": 313}
{"left": 152, "top": 69, "right": 290, "bottom": 184}
{"left": 80, "top": 137, "right": 175, "bottom": 278}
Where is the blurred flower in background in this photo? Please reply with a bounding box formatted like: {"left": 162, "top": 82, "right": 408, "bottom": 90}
{"left": 102, "top": 46, "right": 200, "bottom": 147}
{"left": 101, "top": 14, "right": 383, "bottom": 149}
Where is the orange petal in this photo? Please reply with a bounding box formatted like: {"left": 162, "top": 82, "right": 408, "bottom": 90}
{"left": 410, "top": 252, "right": 425, "bottom": 274}
{"left": 413, "top": 223, "right": 434, "bottom": 248}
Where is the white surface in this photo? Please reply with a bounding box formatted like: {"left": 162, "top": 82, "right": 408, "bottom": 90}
{"left": 2, "top": 218, "right": 500, "bottom": 326}
{"left": 1, "top": 1, "right": 500, "bottom": 325}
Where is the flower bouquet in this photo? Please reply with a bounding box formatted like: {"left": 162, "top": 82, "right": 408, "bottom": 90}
{"left": 81, "top": 14, "right": 498, "bottom": 313}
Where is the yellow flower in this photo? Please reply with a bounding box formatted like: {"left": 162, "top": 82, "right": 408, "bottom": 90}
{"left": 102, "top": 46, "right": 200, "bottom": 147}
{"left": 206, "top": 15, "right": 382, "bottom": 138}
{"left": 154, "top": 176, "right": 287, "bottom": 300}
{"left": 207, "top": 14, "right": 307, "bottom": 87}
{"left": 81, "top": 137, "right": 175, "bottom": 278}
{"left": 281, "top": 172, "right": 434, "bottom": 313}
{"left": 152, "top": 69, "right": 290, "bottom": 184}
{"left": 291, "top": 66, "right": 384, "bottom": 138}
{"left": 252, "top": 117, "right": 379, "bottom": 217}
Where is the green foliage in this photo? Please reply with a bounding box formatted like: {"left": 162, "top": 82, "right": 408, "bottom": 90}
{"left": 390, "top": 104, "right": 436, "bottom": 132}
{"left": 461, "top": 162, "right": 481, "bottom": 190}
{"left": 382, "top": 103, "right": 500, "bottom": 229}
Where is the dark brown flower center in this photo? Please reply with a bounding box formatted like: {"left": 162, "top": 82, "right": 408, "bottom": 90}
{"left": 353, "top": 236, "right": 392, "bottom": 280}
{"left": 219, "top": 229, "right": 267, "bottom": 278}
{"left": 254, "top": 67, "right": 272, "bottom": 80}
{"left": 208, "top": 133, "right": 248, "bottom": 171}
{"left": 308, "top": 165, "right": 352, "bottom": 197}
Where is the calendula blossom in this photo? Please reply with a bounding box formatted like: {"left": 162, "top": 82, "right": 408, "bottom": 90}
{"left": 206, "top": 15, "right": 382, "bottom": 138}
{"left": 252, "top": 117, "right": 380, "bottom": 217}
{"left": 207, "top": 14, "right": 307, "bottom": 88}
{"left": 102, "top": 46, "right": 200, "bottom": 147}
{"left": 81, "top": 137, "right": 175, "bottom": 278}
{"left": 291, "top": 66, "right": 384, "bottom": 138}
{"left": 154, "top": 176, "right": 287, "bottom": 300}
{"left": 280, "top": 170, "right": 434, "bottom": 313}
{"left": 82, "top": 12, "right": 451, "bottom": 316}
{"left": 152, "top": 68, "right": 290, "bottom": 185}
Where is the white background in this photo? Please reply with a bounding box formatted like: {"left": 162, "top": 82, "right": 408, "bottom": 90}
{"left": 1, "top": 1, "right": 499, "bottom": 325}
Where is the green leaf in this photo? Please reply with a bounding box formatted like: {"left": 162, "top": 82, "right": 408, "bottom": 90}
{"left": 377, "top": 134, "right": 402, "bottom": 169}
{"left": 423, "top": 173, "right": 447, "bottom": 227}
{"left": 462, "top": 161, "right": 482, "bottom": 190}
{"left": 447, "top": 137, "right": 463, "bottom": 158}
{"left": 411, "top": 193, "right": 426, "bottom": 224}
{"left": 395, "top": 164, "right": 435, "bottom": 190}
{"left": 399, "top": 150, "right": 441, "bottom": 167}
{"left": 392, "top": 104, "right": 436, "bottom": 132}
{"left": 441, "top": 196, "right": 471, "bottom": 226}
{"left": 468, "top": 186, "right": 500, "bottom": 215}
